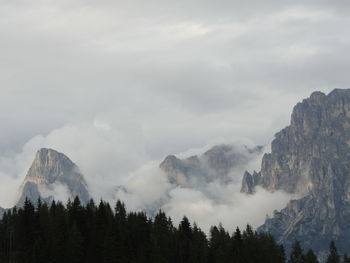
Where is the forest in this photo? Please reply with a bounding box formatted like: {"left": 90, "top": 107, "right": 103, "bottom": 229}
{"left": 0, "top": 197, "right": 345, "bottom": 263}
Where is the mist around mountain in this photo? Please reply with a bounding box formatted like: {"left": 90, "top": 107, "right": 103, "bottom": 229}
{"left": 16, "top": 148, "right": 90, "bottom": 207}
{"left": 0, "top": 140, "right": 291, "bottom": 235}
{"left": 2, "top": 89, "right": 350, "bottom": 260}
{"left": 114, "top": 142, "right": 291, "bottom": 232}
{"left": 0, "top": 142, "right": 291, "bottom": 240}
{"left": 159, "top": 144, "right": 263, "bottom": 187}
{"left": 240, "top": 89, "right": 350, "bottom": 258}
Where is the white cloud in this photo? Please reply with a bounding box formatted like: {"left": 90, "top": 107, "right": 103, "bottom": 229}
{"left": 113, "top": 142, "right": 291, "bottom": 233}
{"left": 163, "top": 186, "right": 291, "bottom": 232}
{"left": 114, "top": 159, "right": 292, "bottom": 233}
{"left": 0, "top": 120, "right": 149, "bottom": 207}
{"left": 38, "top": 182, "right": 71, "bottom": 204}
{"left": 115, "top": 162, "right": 172, "bottom": 211}
{"left": 0, "top": 0, "right": 348, "bottom": 231}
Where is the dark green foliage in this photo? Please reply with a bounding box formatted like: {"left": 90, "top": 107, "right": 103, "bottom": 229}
{"left": 0, "top": 197, "right": 320, "bottom": 263}
{"left": 304, "top": 249, "right": 318, "bottom": 263}
{"left": 343, "top": 254, "right": 350, "bottom": 263}
{"left": 326, "top": 241, "right": 340, "bottom": 263}
{"left": 288, "top": 241, "right": 304, "bottom": 263}
{"left": 150, "top": 210, "right": 176, "bottom": 263}
{"left": 208, "top": 224, "right": 231, "bottom": 263}
{"left": 241, "top": 225, "right": 286, "bottom": 263}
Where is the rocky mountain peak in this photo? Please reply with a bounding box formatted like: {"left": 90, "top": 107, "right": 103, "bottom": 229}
{"left": 160, "top": 155, "right": 181, "bottom": 171}
{"left": 243, "top": 89, "right": 350, "bottom": 195}
{"left": 309, "top": 91, "right": 326, "bottom": 102}
{"left": 26, "top": 148, "right": 78, "bottom": 184}
{"left": 247, "top": 89, "right": 350, "bottom": 257}
{"left": 160, "top": 144, "right": 263, "bottom": 187}
{"left": 17, "top": 148, "right": 90, "bottom": 207}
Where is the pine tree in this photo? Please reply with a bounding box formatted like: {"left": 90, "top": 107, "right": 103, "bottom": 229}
{"left": 95, "top": 200, "right": 114, "bottom": 262}
{"left": 191, "top": 223, "right": 208, "bottom": 263}
{"left": 177, "top": 216, "right": 193, "bottom": 263}
{"left": 232, "top": 227, "right": 243, "bottom": 263}
{"left": 326, "top": 241, "right": 340, "bottom": 263}
{"left": 50, "top": 201, "right": 69, "bottom": 263}
{"left": 304, "top": 249, "right": 318, "bottom": 263}
{"left": 288, "top": 241, "right": 304, "bottom": 263}
{"left": 343, "top": 254, "right": 350, "bottom": 263}
{"left": 208, "top": 224, "right": 231, "bottom": 263}
{"left": 151, "top": 210, "right": 175, "bottom": 263}
{"left": 66, "top": 222, "right": 83, "bottom": 263}
{"left": 0, "top": 198, "right": 316, "bottom": 263}
{"left": 113, "top": 200, "right": 128, "bottom": 263}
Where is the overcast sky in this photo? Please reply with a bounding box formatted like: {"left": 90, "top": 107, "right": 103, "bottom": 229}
{"left": 0, "top": 1, "right": 349, "bottom": 211}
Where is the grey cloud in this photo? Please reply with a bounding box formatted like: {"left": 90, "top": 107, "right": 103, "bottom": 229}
{"left": 0, "top": 1, "right": 349, "bottom": 213}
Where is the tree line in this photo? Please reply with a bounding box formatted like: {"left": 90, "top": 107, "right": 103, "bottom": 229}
{"left": 0, "top": 197, "right": 345, "bottom": 263}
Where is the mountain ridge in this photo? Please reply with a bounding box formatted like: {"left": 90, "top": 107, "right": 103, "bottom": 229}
{"left": 160, "top": 144, "right": 263, "bottom": 187}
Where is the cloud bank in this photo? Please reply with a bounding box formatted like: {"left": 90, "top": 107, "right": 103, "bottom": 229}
{"left": 0, "top": 0, "right": 349, "bottom": 230}
{"left": 114, "top": 143, "right": 291, "bottom": 232}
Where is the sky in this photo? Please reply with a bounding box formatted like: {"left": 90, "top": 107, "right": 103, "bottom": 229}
{"left": 0, "top": 0, "right": 349, "bottom": 230}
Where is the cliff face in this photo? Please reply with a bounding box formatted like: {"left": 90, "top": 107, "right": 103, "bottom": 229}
{"left": 17, "top": 148, "right": 90, "bottom": 207}
{"left": 247, "top": 89, "right": 350, "bottom": 256}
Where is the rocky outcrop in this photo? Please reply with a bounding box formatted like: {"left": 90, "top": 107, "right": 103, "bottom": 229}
{"left": 240, "top": 171, "right": 261, "bottom": 194}
{"left": 160, "top": 144, "right": 263, "bottom": 187}
{"left": 160, "top": 154, "right": 202, "bottom": 186}
{"left": 17, "top": 148, "right": 90, "bottom": 207}
{"left": 251, "top": 89, "right": 350, "bottom": 257}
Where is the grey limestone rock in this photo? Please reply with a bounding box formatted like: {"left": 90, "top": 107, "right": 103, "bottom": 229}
{"left": 160, "top": 144, "right": 263, "bottom": 187}
{"left": 240, "top": 171, "right": 261, "bottom": 194}
{"left": 254, "top": 89, "right": 350, "bottom": 257}
{"left": 17, "top": 148, "right": 90, "bottom": 207}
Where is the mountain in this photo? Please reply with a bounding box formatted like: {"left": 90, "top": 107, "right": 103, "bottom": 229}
{"left": 241, "top": 89, "right": 350, "bottom": 257}
{"left": 17, "top": 148, "right": 90, "bottom": 207}
{"left": 160, "top": 144, "right": 263, "bottom": 187}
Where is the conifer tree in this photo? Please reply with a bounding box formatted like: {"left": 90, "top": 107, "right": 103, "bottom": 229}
{"left": 326, "top": 241, "right": 340, "bottom": 263}
{"left": 0, "top": 197, "right": 329, "bottom": 263}
{"left": 151, "top": 210, "right": 175, "bottom": 263}
{"left": 208, "top": 224, "right": 231, "bottom": 263}
{"left": 304, "top": 249, "right": 318, "bottom": 263}
{"left": 191, "top": 223, "right": 208, "bottom": 263}
{"left": 177, "top": 216, "right": 193, "bottom": 263}
{"left": 288, "top": 241, "right": 304, "bottom": 263}
{"left": 343, "top": 254, "right": 350, "bottom": 263}
{"left": 232, "top": 227, "right": 243, "bottom": 262}
{"left": 66, "top": 222, "right": 83, "bottom": 263}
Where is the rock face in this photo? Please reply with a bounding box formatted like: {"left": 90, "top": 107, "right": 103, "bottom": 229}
{"left": 246, "top": 89, "right": 350, "bottom": 257}
{"left": 160, "top": 144, "right": 263, "bottom": 187}
{"left": 241, "top": 171, "right": 261, "bottom": 194}
{"left": 17, "top": 148, "right": 90, "bottom": 207}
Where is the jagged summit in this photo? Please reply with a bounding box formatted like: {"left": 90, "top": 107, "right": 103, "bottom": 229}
{"left": 26, "top": 148, "right": 79, "bottom": 183}
{"left": 17, "top": 148, "right": 89, "bottom": 207}
{"left": 241, "top": 89, "right": 350, "bottom": 257}
{"left": 242, "top": 89, "right": 350, "bottom": 194}
{"left": 160, "top": 144, "right": 263, "bottom": 187}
